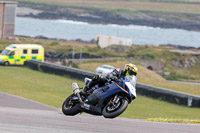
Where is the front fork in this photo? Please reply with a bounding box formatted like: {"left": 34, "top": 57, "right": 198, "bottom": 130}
{"left": 110, "top": 94, "right": 120, "bottom": 105}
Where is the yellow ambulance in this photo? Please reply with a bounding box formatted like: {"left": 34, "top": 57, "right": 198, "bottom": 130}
{"left": 0, "top": 44, "right": 44, "bottom": 66}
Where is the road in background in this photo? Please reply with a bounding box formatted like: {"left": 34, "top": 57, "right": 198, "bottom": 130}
{"left": 0, "top": 92, "right": 199, "bottom": 133}
{"left": 170, "top": 81, "right": 200, "bottom": 86}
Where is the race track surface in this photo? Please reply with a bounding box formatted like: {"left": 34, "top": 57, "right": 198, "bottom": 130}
{"left": 0, "top": 92, "right": 58, "bottom": 111}
{"left": 0, "top": 92, "right": 199, "bottom": 133}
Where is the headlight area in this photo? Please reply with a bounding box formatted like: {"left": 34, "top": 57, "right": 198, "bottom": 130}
{"left": 0, "top": 59, "right": 4, "bottom": 64}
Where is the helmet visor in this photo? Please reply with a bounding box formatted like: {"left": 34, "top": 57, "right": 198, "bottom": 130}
{"left": 128, "top": 69, "right": 136, "bottom": 75}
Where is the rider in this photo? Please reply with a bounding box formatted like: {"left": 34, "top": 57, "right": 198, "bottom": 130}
{"left": 82, "top": 63, "right": 138, "bottom": 94}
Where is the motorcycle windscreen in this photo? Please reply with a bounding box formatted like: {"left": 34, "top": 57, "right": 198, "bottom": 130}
{"left": 125, "top": 82, "right": 136, "bottom": 97}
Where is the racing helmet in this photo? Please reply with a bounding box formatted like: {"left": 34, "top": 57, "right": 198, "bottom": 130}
{"left": 125, "top": 63, "right": 138, "bottom": 76}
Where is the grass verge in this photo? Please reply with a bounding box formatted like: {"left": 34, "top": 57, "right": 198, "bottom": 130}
{"left": 147, "top": 118, "right": 200, "bottom": 124}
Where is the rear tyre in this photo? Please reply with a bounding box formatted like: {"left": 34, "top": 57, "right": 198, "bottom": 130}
{"left": 62, "top": 94, "right": 80, "bottom": 116}
{"left": 102, "top": 98, "right": 128, "bottom": 119}
{"left": 4, "top": 61, "right": 9, "bottom": 66}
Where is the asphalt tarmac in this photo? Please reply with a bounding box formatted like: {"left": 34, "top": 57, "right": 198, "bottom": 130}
{"left": 0, "top": 92, "right": 199, "bottom": 133}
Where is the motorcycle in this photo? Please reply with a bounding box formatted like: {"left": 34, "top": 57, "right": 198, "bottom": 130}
{"left": 62, "top": 76, "right": 136, "bottom": 118}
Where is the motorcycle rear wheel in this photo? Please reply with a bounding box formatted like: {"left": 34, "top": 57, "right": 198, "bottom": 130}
{"left": 102, "top": 98, "right": 128, "bottom": 118}
{"left": 62, "top": 94, "right": 80, "bottom": 116}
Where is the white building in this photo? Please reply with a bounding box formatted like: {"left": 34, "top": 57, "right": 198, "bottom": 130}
{"left": 96, "top": 35, "right": 133, "bottom": 48}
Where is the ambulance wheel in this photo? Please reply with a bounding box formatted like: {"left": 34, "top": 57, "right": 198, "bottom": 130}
{"left": 4, "top": 61, "right": 9, "bottom": 66}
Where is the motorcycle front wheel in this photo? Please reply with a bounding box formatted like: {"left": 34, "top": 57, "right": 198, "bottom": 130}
{"left": 62, "top": 94, "right": 80, "bottom": 116}
{"left": 102, "top": 97, "right": 128, "bottom": 118}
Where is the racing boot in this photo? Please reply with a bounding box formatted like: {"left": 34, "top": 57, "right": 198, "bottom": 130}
{"left": 81, "top": 75, "right": 101, "bottom": 95}
{"left": 81, "top": 81, "right": 92, "bottom": 95}
{"left": 81, "top": 86, "right": 89, "bottom": 95}
{"left": 81, "top": 78, "right": 96, "bottom": 95}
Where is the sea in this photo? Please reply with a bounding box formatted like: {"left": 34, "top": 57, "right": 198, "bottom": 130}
{"left": 15, "top": 17, "right": 200, "bottom": 48}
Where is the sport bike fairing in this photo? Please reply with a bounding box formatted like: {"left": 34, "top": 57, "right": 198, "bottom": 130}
{"left": 95, "top": 75, "right": 136, "bottom": 100}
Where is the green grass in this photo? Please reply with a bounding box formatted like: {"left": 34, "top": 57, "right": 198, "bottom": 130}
{"left": 50, "top": 41, "right": 60, "bottom": 46}
{"left": 0, "top": 66, "right": 200, "bottom": 122}
{"left": 0, "top": 66, "right": 85, "bottom": 107}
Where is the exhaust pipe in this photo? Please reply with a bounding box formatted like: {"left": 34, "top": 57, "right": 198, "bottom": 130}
{"left": 72, "top": 82, "right": 82, "bottom": 102}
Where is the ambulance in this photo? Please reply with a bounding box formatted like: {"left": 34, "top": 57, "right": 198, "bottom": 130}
{"left": 0, "top": 44, "right": 44, "bottom": 65}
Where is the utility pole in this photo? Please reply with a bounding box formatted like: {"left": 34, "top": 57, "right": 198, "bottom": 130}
{"left": 80, "top": 47, "right": 82, "bottom": 68}
{"left": 188, "top": 68, "right": 191, "bottom": 80}
{"left": 72, "top": 47, "right": 74, "bottom": 67}
{"left": 116, "top": 26, "right": 119, "bottom": 37}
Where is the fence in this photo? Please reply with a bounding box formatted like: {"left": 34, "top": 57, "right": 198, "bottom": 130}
{"left": 24, "top": 60, "right": 200, "bottom": 107}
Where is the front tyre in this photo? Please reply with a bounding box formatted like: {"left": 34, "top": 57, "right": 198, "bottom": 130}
{"left": 4, "top": 61, "right": 9, "bottom": 66}
{"left": 102, "top": 98, "right": 128, "bottom": 118}
{"left": 62, "top": 94, "right": 80, "bottom": 116}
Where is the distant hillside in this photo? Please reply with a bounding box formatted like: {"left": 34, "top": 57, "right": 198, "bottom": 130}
{"left": 9, "top": 0, "right": 200, "bottom": 31}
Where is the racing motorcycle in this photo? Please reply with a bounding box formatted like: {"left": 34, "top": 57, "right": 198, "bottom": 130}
{"left": 62, "top": 76, "right": 136, "bottom": 118}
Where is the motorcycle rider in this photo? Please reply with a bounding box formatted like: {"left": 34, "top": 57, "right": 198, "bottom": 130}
{"left": 65, "top": 63, "right": 138, "bottom": 117}
{"left": 82, "top": 63, "right": 138, "bottom": 95}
